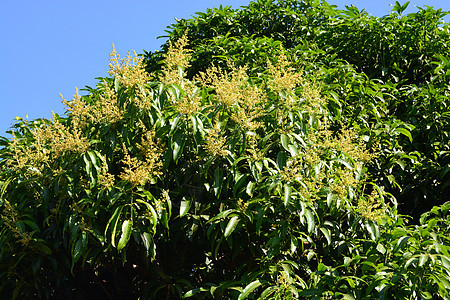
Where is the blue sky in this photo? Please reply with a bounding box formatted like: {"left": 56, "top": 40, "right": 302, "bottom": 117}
{"left": 1, "top": 0, "right": 449, "bottom": 137}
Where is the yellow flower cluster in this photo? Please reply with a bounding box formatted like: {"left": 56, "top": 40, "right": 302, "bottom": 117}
{"left": 357, "top": 189, "right": 385, "bottom": 221}
{"left": 281, "top": 124, "right": 378, "bottom": 204}
{"left": 267, "top": 50, "right": 303, "bottom": 95}
{"left": 246, "top": 134, "right": 264, "bottom": 162}
{"left": 199, "top": 65, "right": 247, "bottom": 106}
{"left": 200, "top": 64, "right": 265, "bottom": 131}
{"left": 1, "top": 199, "right": 32, "bottom": 246}
{"left": 157, "top": 33, "right": 202, "bottom": 115}
{"left": 119, "top": 132, "right": 163, "bottom": 186}
{"left": 300, "top": 78, "right": 326, "bottom": 116}
{"left": 237, "top": 198, "right": 249, "bottom": 211}
{"left": 108, "top": 44, "right": 150, "bottom": 88}
{"left": 62, "top": 86, "right": 123, "bottom": 128}
{"left": 98, "top": 162, "right": 115, "bottom": 190}
{"left": 205, "top": 122, "right": 228, "bottom": 157}
{"left": 232, "top": 85, "right": 264, "bottom": 132}
{"left": 8, "top": 112, "right": 89, "bottom": 175}
{"left": 159, "top": 33, "right": 192, "bottom": 85}
{"left": 173, "top": 80, "right": 202, "bottom": 115}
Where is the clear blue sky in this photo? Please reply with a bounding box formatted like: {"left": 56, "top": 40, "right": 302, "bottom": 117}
{"left": 1, "top": 0, "right": 449, "bottom": 137}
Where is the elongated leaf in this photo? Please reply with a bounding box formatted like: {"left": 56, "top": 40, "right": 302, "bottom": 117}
{"left": 161, "top": 209, "right": 169, "bottom": 230}
{"left": 32, "top": 240, "right": 53, "bottom": 255}
{"left": 233, "top": 173, "right": 248, "bottom": 198}
{"left": 72, "top": 239, "right": 83, "bottom": 264}
{"left": 179, "top": 197, "right": 192, "bottom": 217}
{"left": 141, "top": 232, "right": 156, "bottom": 258}
{"left": 319, "top": 227, "right": 331, "bottom": 245}
{"left": 395, "top": 127, "right": 413, "bottom": 143}
{"left": 224, "top": 215, "right": 240, "bottom": 238}
{"left": 258, "top": 286, "right": 278, "bottom": 300}
{"left": 284, "top": 184, "right": 292, "bottom": 206}
{"left": 365, "top": 221, "right": 380, "bottom": 241}
{"left": 396, "top": 236, "right": 410, "bottom": 252}
{"left": 117, "top": 220, "right": 133, "bottom": 250}
{"left": 277, "top": 151, "right": 287, "bottom": 170}
{"left": 173, "top": 132, "right": 186, "bottom": 163}
{"left": 213, "top": 168, "right": 223, "bottom": 198}
{"left": 305, "top": 209, "right": 315, "bottom": 233}
{"left": 298, "top": 289, "right": 325, "bottom": 296}
{"left": 281, "top": 134, "right": 289, "bottom": 150}
{"left": 136, "top": 199, "right": 158, "bottom": 228}
{"left": 238, "top": 280, "right": 263, "bottom": 300}
{"left": 419, "top": 254, "right": 429, "bottom": 267}
{"left": 87, "top": 150, "right": 100, "bottom": 171}
{"left": 183, "top": 287, "right": 209, "bottom": 298}
{"left": 105, "top": 206, "right": 124, "bottom": 247}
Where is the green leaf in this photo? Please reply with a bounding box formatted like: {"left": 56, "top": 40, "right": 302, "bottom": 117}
{"left": 105, "top": 206, "right": 124, "bottom": 247}
{"left": 440, "top": 255, "right": 450, "bottom": 270}
{"left": 394, "top": 127, "right": 413, "bottom": 143}
{"left": 258, "top": 286, "right": 278, "bottom": 300}
{"left": 298, "top": 289, "right": 325, "bottom": 297}
{"left": 405, "top": 256, "right": 419, "bottom": 268}
{"left": 305, "top": 209, "right": 315, "bottom": 233}
{"left": 335, "top": 158, "right": 353, "bottom": 170}
{"left": 141, "top": 232, "right": 156, "bottom": 258}
{"left": 173, "top": 131, "right": 186, "bottom": 163}
{"left": 281, "top": 134, "right": 289, "bottom": 150}
{"left": 365, "top": 221, "right": 379, "bottom": 241}
{"left": 179, "top": 197, "right": 192, "bottom": 217}
{"left": 277, "top": 151, "right": 287, "bottom": 170}
{"left": 213, "top": 168, "right": 223, "bottom": 198}
{"left": 136, "top": 199, "right": 158, "bottom": 229}
{"left": 238, "top": 280, "right": 263, "bottom": 300}
{"left": 72, "top": 239, "right": 83, "bottom": 264}
{"left": 376, "top": 243, "right": 386, "bottom": 254}
{"left": 344, "top": 257, "right": 351, "bottom": 267}
{"left": 290, "top": 236, "right": 298, "bottom": 253}
{"left": 283, "top": 184, "right": 292, "bottom": 206}
{"left": 87, "top": 150, "right": 100, "bottom": 171}
{"left": 288, "top": 144, "right": 298, "bottom": 157}
{"left": 208, "top": 209, "right": 236, "bottom": 224}
{"left": 12, "top": 283, "right": 23, "bottom": 300}
{"left": 183, "top": 287, "right": 209, "bottom": 298}
{"left": 419, "top": 254, "right": 429, "bottom": 267}
{"left": 224, "top": 215, "right": 240, "bottom": 238}
{"left": 31, "top": 240, "right": 53, "bottom": 255}
{"left": 117, "top": 220, "right": 133, "bottom": 250}
{"left": 161, "top": 209, "right": 169, "bottom": 230}
{"left": 234, "top": 173, "right": 248, "bottom": 198}
{"left": 319, "top": 227, "right": 331, "bottom": 245}
{"left": 396, "top": 236, "right": 410, "bottom": 252}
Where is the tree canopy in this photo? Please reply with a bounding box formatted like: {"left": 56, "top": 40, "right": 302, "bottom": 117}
{"left": 1, "top": 0, "right": 449, "bottom": 299}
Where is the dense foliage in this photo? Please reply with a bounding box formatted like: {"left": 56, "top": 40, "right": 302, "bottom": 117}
{"left": 144, "top": 0, "right": 450, "bottom": 219}
{"left": 1, "top": 1, "right": 449, "bottom": 299}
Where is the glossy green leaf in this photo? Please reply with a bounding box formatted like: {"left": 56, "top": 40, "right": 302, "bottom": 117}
{"left": 281, "top": 134, "right": 289, "bottom": 150}
{"left": 394, "top": 127, "right": 413, "bottom": 143}
{"left": 238, "top": 280, "right": 263, "bottom": 300}
{"left": 213, "top": 168, "right": 223, "bottom": 198}
{"left": 319, "top": 227, "right": 331, "bottom": 245}
{"left": 305, "top": 209, "right": 315, "bottom": 233}
{"left": 117, "top": 220, "right": 133, "bottom": 250}
{"left": 179, "top": 197, "right": 192, "bottom": 217}
{"left": 106, "top": 206, "right": 124, "bottom": 248}
{"left": 173, "top": 132, "right": 186, "bottom": 163}
{"left": 283, "top": 184, "right": 292, "bottom": 206}
{"left": 224, "top": 215, "right": 240, "bottom": 238}
{"left": 161, "top": 209, "right": 169, "bottom": 230}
